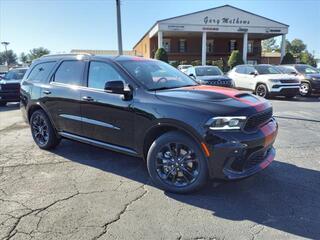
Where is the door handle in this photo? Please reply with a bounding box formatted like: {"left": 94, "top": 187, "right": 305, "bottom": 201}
{"left": 43, "top": 90, "right": 51, "bottom": 95}
{"left": 82, "top": 96, "right": 94, "bottom": 102}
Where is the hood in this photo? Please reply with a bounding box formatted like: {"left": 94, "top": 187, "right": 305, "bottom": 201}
{"left": 155, "top": 85, "right": 271, "bottom": 116}
{"left": 0, "top": 79, "right": 22, "bottom": 85}
{"left": 257, "top": 74, "right": 296, "bottom": 80}
{"left": 305, "top": 73, "right": 320, "bottom": 79}
{"left": 197, "top": 75, "right": 231, "bottom": 81}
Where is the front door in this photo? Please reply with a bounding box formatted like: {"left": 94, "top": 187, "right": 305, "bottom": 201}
{"left": 80, "top": 60, "right": 135, "bottom": 150}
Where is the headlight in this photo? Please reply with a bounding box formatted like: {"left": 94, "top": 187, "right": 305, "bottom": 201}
{"left": 206, "top": 116, "right": 247, "bottom": 130}
{"left": 311, "top": 77, "right": 320, "bottom": 81}
{"left": 269, "top": 79, "right": 280, "bottom": 83}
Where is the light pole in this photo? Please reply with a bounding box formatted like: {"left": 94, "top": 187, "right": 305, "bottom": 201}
{"left": 116, "top": 0, "right": 123, "bottom": 55}
{"left": 1, "top": 41, "right": 10, "bottom": 70}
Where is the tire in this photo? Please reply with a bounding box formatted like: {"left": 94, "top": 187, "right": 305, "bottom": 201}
{"left": 0, "top": 102, "right": 7, "bottom": 106}
{"left": 299, "top": 82, "right": 311, "bottom": 97}
{"left": 30, "top": 110, "right": 61, "bottom": 150}
{"left": 255, "top": 84, "right": 269, "bottom": 98}
{"left": 147, "top": 131, "right": 208, "bottom": 193}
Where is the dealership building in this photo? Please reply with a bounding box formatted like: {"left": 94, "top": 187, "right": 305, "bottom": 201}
{"left": 133, "top": 5, "right": 288, "bottom": 65}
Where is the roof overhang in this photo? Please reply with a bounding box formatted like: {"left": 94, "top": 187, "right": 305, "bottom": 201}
{"left": 149, "top": 5, "right": 288, "bottom": 37}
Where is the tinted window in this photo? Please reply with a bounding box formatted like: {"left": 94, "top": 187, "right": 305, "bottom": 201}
{"left": 254, "top": 65, "right": 281, "bottom": 74}
{"left": 295, "top": 65, "right": 319, "bottom": 74}
{"left": 119, "top": 60, "right": 197, "bottom": 91}
{"left": 276, "top": 66, "right": 296, "bottom": 74}
{"left": 245, "top": 66, "right": 256, "bottom": 74}
{"left": 27, "top": 62, "right": 56, "bottom": 82}
{"left": 195, "top": 66, "right": 222, "bottom": 76}
{"left": 54, "top": 61, "right": 85, "bottom": 85}
{"left": 88, "top": 61, "right": 124, "bottom": 89}
{"left": 3, "top": 69, "right": 27, "bottom": 80}
{"left": 235, "top": 66, "right": 245, "bottom": 74}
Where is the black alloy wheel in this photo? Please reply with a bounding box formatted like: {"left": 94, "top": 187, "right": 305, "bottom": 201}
{"left": 147, "top": 131, "right": 208, "bottom": 193}
{"left": 30, "top": 110, "right": 60, "bottom": 149}
{"left": 255, "top": 84, "right": 269, "bottom": 98}
{"left": 155, "top": 142, "right": 200, "bottom": 187}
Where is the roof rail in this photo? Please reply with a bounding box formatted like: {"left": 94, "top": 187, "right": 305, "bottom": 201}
{"left": 40, "top": 53, "right": 92, "bottom": 58}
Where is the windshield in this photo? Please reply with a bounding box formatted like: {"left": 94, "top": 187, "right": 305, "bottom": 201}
{"left": 254, "top": 65, "right": 281, "bottom": 75}
{"left": 195, "top": 66, "right": 222, "bottom": 76}
{"left": 119, "top": 60, "right": 198, "bottom": 90}
{"left": 3, "top": 69, "right": 27, "bottom": 80}
{"left": 295, "top": 65, "right": 319, "bottom": 74}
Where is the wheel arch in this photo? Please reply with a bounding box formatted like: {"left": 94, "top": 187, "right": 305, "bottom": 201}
{"left": 27, "top": 103, "right": 58, "bottom": 131}
{"left": 141, "top": 120, "right": 204, "bottom": 161}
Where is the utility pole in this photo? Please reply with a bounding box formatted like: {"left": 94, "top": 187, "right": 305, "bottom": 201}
{"left": 116, "top": 0, "right": 123, "bottom": 55}
{"left": 1, "top": 41, "right": 10, "bottom": 70}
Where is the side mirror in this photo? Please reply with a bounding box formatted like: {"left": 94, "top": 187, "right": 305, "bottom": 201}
{"left": 290, "top": 71, "right": 298, "bottom": 75}
{"left": 104, "top": 80, "right": 132, "bottom": 100}
{"left": 189, "top": 74, "right": 196, "bottom": 79}
{"left": 249, "top": 71, "right": 258, "bottom": 76}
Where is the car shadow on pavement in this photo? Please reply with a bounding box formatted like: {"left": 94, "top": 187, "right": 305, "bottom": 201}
{"left": 270, "top": 94, "right": 320, "bottom": 102}
{"left": 0, "top": 102, "right": 20, "bottom": 112}
{"left": 52, "top": 140, "right": 320, "bottom": 240}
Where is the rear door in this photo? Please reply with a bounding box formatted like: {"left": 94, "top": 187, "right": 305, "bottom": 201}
{"left": 80, "top": 60, "right": 135, "bottom": 149}
{"left": 42, "top": 60, "right": 85, "bottom": 136}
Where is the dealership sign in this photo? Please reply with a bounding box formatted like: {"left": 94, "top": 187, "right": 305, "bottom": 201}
{"left": 204, "top": 16, "right": 250, "bottom": 25}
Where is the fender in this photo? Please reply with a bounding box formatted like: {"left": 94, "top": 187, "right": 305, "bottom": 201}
{"left": 26, "top": 101, "right": 59, "bottom": 132}
{"left": 138, "top": 118, "right": 206, "bottom": 159}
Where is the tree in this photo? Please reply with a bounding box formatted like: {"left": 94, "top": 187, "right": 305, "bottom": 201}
{"left": 20, "top": 52, "right": 29, "bottom": 64}
{"left": 28, "top": 47, "right": 50, "bottom": 61}
{"left": 289, "top": 39, "right": 306, "bottom": 55}
{"left": 300, "top": 51, "right": 317, "bottom": 67}
{"left": 228, "top": 50, "right": 244, "bottom": 68}
{"left": 0, "top": 50, "right": 17, "bottom": 65}
{"left": 262, "top": 38, "right": 279, "bottom": 52}
{"left": 154, "top": 48, "right": 168, "bottom": 63}
{"left": 281, "top": 52, "right": 295, "bottom": 64}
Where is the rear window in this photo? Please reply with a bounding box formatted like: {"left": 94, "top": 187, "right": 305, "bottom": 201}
{"left": 27, "top": 62, "right": 56, "bottom": 82}
{"left": 3, "top": 69, "right": 27, "bottom": 80}
{"left": 195, "top": 66, "right": 222, "bottom": 76}
{"left": 54, "top": 60, "right": 85, "bottom": 86}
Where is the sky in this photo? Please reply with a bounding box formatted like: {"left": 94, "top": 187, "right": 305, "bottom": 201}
{"left": 0, "top": 0, "right": 320, "bottom": 58}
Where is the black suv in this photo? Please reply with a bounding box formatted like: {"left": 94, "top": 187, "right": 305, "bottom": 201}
{"left": 0, "top": 67, "right": 28, "bottom": 106}
{"left": 277, "top": 64, "right": 320, "bottom": 96}
{"left": 21, "top": 54, "right": 278, "bottom": 193}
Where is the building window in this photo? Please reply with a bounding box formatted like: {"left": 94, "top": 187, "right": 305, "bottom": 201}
{"left": 163, "top": 39, "right": 171, "bottom": 52}
{"left": 206, "top": 40, "right": 214, "bottom": 53}
{"left": 229, "top": 40, "right": 237, "bottom": 52}
{"left": 179, "top": 39, "right": 187, "bottom": 53}
{"left": 248, "top": 40, "right": 254, "bottom": 53}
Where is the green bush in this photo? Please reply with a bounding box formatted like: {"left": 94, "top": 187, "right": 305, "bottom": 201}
{"left": 180, "top": 60, "right": 188, "bottom": 65}
{"left": 212, "top": 59, "right": 224, "bottom": 71}
{"left": 300, "top": 51, "right": 317, "bottom": 67}
{"left": 170, "top": 61, "right": 179, "bottom": 68}
{"left": 154, "top": 48, "right": 168, "bottom": 63}
{"left": 206, "top": 60, "right": 212, "bottom": 65}
{"left": 281, "top": 52, "right": 295, "bottom": 64}
{"left": 228, "top": 50, "right": 244, "bottom": 68}
{"left": 191, "top": 60, "right": 201, "bottom": 66}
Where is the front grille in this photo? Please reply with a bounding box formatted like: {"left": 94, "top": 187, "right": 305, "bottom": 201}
{"left": 280, "top": 79, "right": 299, "bottom": 84}
{"left": 0, "top": 83, "right": 20, "bottom": 91}
{"left": 244, "top": 108, "right": 273, "bottom": 131}
{"left": 205, "top": 80, "right": 231, "bottom": 87}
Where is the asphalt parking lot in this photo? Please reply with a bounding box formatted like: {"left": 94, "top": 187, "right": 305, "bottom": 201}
{"left": 0, "top": 96, "right": 320, "bottom": 240}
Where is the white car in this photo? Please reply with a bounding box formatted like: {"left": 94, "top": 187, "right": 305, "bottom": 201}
{"left": 227, "top": 64, "right": 300, "bottom": 98}
{"left": 177, "top": 65, "right": 192, "bottom": 74}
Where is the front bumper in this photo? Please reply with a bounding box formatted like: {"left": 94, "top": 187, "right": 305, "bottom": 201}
{"left": 270, "top": 85, "right": 300, "bottom": 96}
{"left": 205, "top": 118, "right": 278, "bottom": 180}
